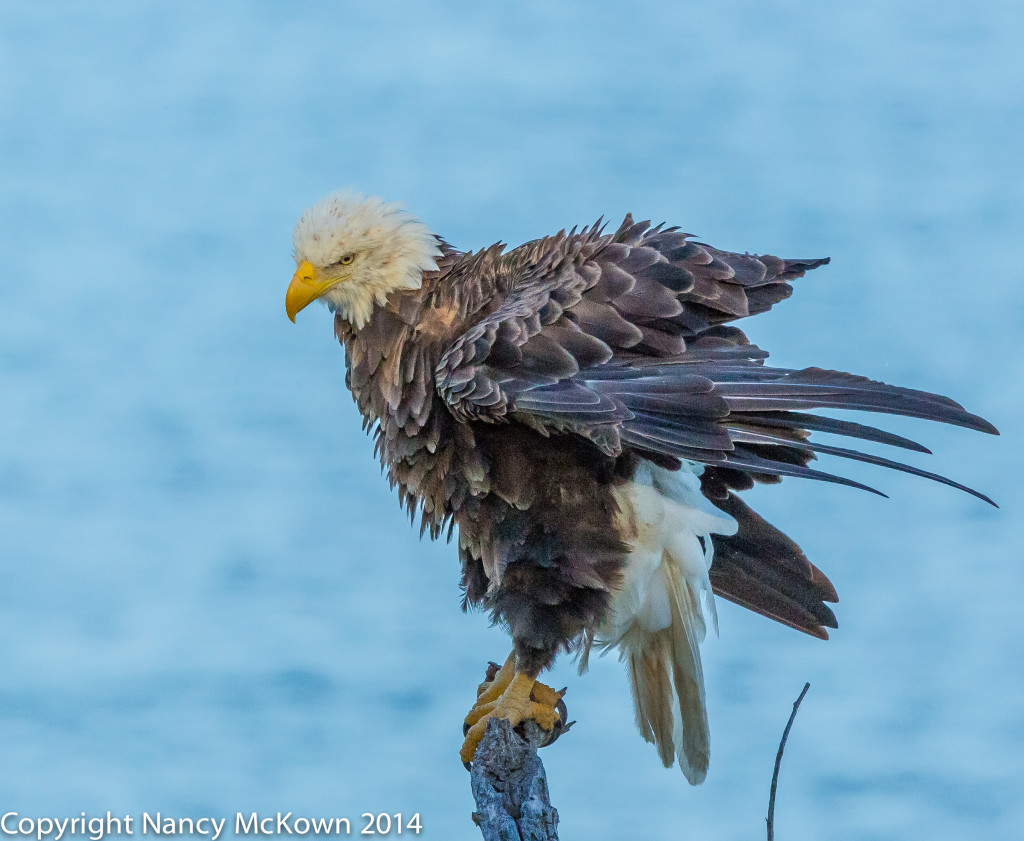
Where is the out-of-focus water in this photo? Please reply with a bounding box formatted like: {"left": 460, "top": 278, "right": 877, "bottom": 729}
{"left": 1, "top": 2, "right": 1020, "bottom": 839}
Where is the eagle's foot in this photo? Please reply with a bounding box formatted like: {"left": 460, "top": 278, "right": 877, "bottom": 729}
{"left": 472, "top": 654, "right": 515, "bottom": 705}
{"left": 460, "top": 671, "right": 565, "bottom": 764}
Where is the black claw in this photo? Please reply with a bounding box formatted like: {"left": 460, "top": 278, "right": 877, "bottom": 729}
{"left": 540, "top": 696, "right": 572, "bottom": 748}
{"left": 463, "top": 760, "right": 472, "bottom": 772}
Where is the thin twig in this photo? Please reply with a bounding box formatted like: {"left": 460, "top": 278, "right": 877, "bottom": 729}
{"left": 766, "top": 682, "right": 811, "bottom": 841}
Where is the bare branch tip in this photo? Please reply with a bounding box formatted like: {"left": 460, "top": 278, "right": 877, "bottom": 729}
{"left": 767, "top": 682, "right": 811, "bottom": 841}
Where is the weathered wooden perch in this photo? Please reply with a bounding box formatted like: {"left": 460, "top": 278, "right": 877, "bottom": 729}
{"left": 469, "top": 718, "right": 560, "bottom": 841}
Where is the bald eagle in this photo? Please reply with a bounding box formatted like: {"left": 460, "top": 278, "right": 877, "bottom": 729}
{"left": 286, "top": 192, "right": 997, "bottom": 784}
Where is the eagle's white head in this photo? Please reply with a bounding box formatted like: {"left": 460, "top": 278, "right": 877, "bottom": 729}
{"left": 286, "top": 191, "right": 442, "bottom": 328}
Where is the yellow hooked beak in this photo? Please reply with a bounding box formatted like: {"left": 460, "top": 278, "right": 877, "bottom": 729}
{"left": 285, "top": 261, "right": 340, "bottom": 322}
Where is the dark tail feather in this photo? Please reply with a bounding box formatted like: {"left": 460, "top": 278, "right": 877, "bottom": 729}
{"left": 706, "top": 490, "right": 838, "bottom": 639}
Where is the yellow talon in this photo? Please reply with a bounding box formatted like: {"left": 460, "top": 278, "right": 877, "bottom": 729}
{"left": 529, "top": 681, "right": 565, "bottom": 709}
{"left": 473, "top": 654, "right": 515, "bottom": 705}
{"left": 464, "top": 698, "right": 499, "bottom": 729}
{"left": 460, "top": 656, "right": 564, "bottom": 764}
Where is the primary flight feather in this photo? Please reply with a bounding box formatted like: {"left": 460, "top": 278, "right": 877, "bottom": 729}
{"left": 285, "top": 191, "right": 997, "bottom": 783}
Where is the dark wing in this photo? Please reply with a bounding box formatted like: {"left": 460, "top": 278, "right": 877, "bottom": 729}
{"left": 436, "top": 215, "right": 828, "bottom": 445}
{"left": 435, "top": 215, "right": 998, "bottom": 636}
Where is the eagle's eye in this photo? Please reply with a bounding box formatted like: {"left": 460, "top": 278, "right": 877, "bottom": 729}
{"left": 339, "top": 254, "right": 355, "bottom": 266}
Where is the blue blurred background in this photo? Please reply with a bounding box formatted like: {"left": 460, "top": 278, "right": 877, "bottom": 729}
{"left": 1, "top": 2, "right": 1020, "bottom": 838}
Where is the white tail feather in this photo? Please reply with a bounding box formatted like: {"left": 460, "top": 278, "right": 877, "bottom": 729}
{"left": 599, "top": 462, "right": 737, "bottom": 784}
